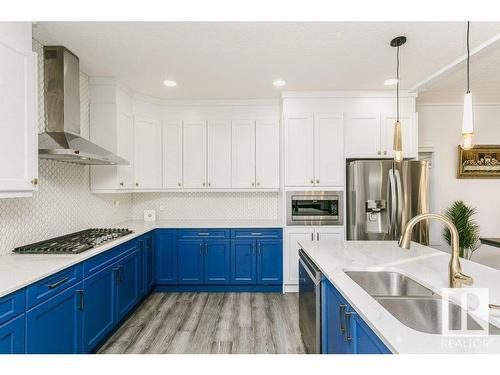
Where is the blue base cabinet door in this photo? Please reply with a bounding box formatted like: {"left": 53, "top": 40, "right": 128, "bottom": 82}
{"left": 82, "top": 265, "right": 116, "bottom": 353}
{"left": 322, "top": 279, "right": 391, "bottom": 354}
{"left": 204, "top": 240, "right": 230, "bottom": 284}
{"left": 155, "top": 229, "right": 178, "bottom": 285}
{"left": 350, "top": 312, "right": 391, "bottom": 354}
{"left": 322, "top": 279, "right": 349, "bottom": 354}
{"left": 178, "top": 240, "right": 204, "bottom": 284}
{"left": 256, "top": 240, "right": 283, "bottom": 285}
{"left": 0, "top": 314, "right": 25, "bottom": 354}
{"left": 231, "top": 240, "right": 257, "bottom": 284}
{"left": 115, "top": 249, "right": 141, "bottom": 322}
{"left": 26, "top": 282, "right": 84, "bottom": 354}
{"left": 145, "top": 238, "right": 155, "bottom": 291}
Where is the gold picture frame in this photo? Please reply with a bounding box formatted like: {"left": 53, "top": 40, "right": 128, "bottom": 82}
{"left": 457, "top": 145, "right": 500, "bottom": 179}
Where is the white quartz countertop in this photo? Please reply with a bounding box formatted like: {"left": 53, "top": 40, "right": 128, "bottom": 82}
{"left": 298, "top": 239, "right": 500, "bottom": 354}
{"left": 0, "top": 219, "right": 282, "bottom": 299}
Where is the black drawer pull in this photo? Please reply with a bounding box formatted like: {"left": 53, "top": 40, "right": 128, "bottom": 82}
{"left": 47, "top": 277, "right": 69, "bottom": 289}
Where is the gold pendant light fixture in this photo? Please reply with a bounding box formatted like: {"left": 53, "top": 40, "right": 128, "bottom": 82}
{"left": 390, "top": 36, "right": 406, "bottom": 162}
{"left": 461, "top": 21, "right": 475, "bottom": 150}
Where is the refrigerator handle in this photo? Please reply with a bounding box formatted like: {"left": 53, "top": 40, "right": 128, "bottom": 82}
{"left": 388, "top": 169, "right": 397, "bottom": 238}
{"left": 394, "top": 168, "right": 403, "bottom": 239}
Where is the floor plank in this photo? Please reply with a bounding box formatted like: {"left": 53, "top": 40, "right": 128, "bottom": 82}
{"left": 99, "top": 292, "right": 305, "bottom": 354}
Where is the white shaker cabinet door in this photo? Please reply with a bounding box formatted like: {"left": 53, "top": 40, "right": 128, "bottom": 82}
{"left": 344, "top": 114, "right": 382, "bottom": 158}
{"left": 231, "top": 120, "right": 255, "bottom": 188}
{"left": 162, "top": 120, "right": 183, "bottom": 189}
{"left": 134, "top": 117, "right": 162, "bottom": 189}
{"left": 0, "top": 23, "right": 37, "bottom": 196}
{"left": 284, "top": 228, "right": 315, "bottom": 285}
{"left": 116, "top": 112, "right": 135, "bottom": 188}
{"left": 315, "top": 227, "right": 345, "bottom": 241}
{"left": 255, "top": 119, "right": 279, "bottom": 189}
{"left": 285, "top": 115, "right": 314, "bottom": 187}
{"left": 207, "top": 120, "right": 232, "bottom": 188}
{"left": 381, "top": 113, "right": 418, "bottom": 159}
{"left": 183, "top": 120, "right": 207, "bottom": 188}
{"left": 314, "top": 113, "right": 344, "bottom": 187}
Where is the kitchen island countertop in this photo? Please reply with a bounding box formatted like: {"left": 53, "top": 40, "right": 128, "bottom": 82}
{"left": 298, "top": 239, "right": 500, "bottom": 354}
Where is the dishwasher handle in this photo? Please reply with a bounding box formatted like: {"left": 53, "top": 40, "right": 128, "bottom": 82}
{"left": 299, "top": 256, "right": 321, "bottom": 286}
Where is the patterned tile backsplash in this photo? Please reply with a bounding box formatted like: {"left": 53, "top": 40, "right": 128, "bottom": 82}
{"left": 132, "top": 192, "right": 280, "bottom": 221}
{"left": 0, "top": 39, "right": 281, "bottom": 255}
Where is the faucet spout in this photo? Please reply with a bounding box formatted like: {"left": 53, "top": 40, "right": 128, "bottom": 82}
{"left": 398, "top": 213, "right": 473, "bottom": 288}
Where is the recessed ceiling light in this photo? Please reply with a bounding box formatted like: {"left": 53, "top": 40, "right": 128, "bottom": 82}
{"left": 384, "top": 78, "right": 399, "bottom": 86}
{"left": 163, "top": 80, "right": 177, "bottom": 87}
{"left": 272, "top": 79, "right": 286, "bottom": 87}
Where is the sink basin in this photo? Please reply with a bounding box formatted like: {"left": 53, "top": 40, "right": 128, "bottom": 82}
{"left": 377, "top": 296, "right": 500, "bottom": 335}
{"left": 344, "top": 270, "right": 435, "bottom": 297}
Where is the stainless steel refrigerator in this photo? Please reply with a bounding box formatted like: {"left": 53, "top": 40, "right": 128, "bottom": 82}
{"left": 346, "top": 160, "right": 430, "bottom": 244}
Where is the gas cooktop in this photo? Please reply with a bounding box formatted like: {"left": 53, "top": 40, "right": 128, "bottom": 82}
{"left": 13, "top": 228, "right": 133, "bottom": 254}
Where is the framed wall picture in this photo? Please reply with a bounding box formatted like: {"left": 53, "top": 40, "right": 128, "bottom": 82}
{"left": 457, "top": 145, "right": 500, "bottom": 178}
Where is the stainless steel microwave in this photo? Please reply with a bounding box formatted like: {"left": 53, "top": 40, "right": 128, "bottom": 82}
{"left": 286, "top": 191, "right": 343, "bottom": 226}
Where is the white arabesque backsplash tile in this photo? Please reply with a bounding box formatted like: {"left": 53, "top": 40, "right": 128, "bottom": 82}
{"left": 132, "top": 192, "right": 280, "bottom": 221}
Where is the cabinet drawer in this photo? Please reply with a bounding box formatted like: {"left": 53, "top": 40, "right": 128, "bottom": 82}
{"left": 0, "top": 289, "right": 25, "bottom": 326}
{"left": 231, "top": 228, "right": 282, "bottom": 239}
{"left": 83, "top": 238, "right": 139, "bottom": 278}
{"left": 26, "top": 265, "right": 82, "bottom": 309}
{"left": 177, "top": 229, "right": 230, "bottom": 239}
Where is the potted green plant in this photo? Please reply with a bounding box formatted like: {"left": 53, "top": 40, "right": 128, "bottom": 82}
{"left": 443, "top": 200, "right": 480, "bottom": 259}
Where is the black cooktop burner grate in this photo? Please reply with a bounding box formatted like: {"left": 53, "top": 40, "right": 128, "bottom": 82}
{"left": 13, "top": 228, "right": 133, "bottom": 254}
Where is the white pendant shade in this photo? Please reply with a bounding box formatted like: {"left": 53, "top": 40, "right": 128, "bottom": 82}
{"left": 461, "top": 92, "right": 474, "bottom": 150}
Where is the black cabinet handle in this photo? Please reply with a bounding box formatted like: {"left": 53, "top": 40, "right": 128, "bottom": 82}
{"left": 345, "top": 311, "right": 355, "bottom": 342}
{"left": 48, "top": 277, "right": 69, "bottom": 289}
{"left": 77, "top": 290, "right": 84, "bottom": 311}
{"left": 339, "top": 304, "right": 346, "bottom": 333}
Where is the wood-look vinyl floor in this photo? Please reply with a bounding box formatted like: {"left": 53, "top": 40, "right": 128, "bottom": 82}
{"left": 98, "top": 292, "right": 305, "bottom": 354}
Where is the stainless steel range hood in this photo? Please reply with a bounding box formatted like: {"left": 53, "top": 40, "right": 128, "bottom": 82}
{"left": 38, "top": 46, "right": 128, "bottom": 165}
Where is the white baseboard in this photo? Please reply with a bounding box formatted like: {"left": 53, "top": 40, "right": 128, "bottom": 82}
{"left": 283, "top": 284, "right": 298, "bottom": 293}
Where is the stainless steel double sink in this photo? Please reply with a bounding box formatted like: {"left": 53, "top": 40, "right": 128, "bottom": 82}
{"left": 344, "top": 270, "right": 500, "bottom": 335}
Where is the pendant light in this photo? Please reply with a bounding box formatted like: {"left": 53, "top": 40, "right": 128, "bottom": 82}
{"left": 462, "top": 21, "right": 474, "bottom": 150}
{"left": 390, "top": 36, "right": 407, "bottom": 162}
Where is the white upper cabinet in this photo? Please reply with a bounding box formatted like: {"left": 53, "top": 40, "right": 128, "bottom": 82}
{"left": 0, "top": 23, "right": 37, "bottom": 198}
{"left": 314, "top": 113, "right": 343, "bottom": 186}
{"left": 381, "top": 113, "right": 418, "bottom": 159}
{"left": 183, "top": 120, "right": 207, "bottom": 188}
{"left": 255, "top": 119, "right": 279, "bottom": 189}
{"left": 207, "top": 120, "right": 231, "bottom": 188}
{"left": 90, "top": 82, "right": 134, "bottom": 191}
{"left": 285, "top": 115, "right": 314, "bottom": 186}
{"left": 285, "top": 113, "right": 343, "bottom": 187}
{"left": 344, "top": 114, "right": 382, "bottom": 158}
{"left": 162, "top": 120, "right": 183, "bottom": 189}
{"left": 134, "top": 117, "right": 162, "bottom": 189}
{"left": 231, "top": 120, "right": 255, "bottom": 188}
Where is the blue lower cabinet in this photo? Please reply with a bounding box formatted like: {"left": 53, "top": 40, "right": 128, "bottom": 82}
{"left": 322, "top": 279, "right": 391, "bottom": 354}
{"left": 0, "top": 314, "right": 25, "bottom": 354}
{"left": 155, "top": 229, "right": 178, "bottom": 285}
{"left": 178, "top": 240, "right": 204, "bottom": 284}
{"left": 26, "top": 282, "right": 84, "bottom": 354}
{"left": 115, "top": 249, "right": 141, "bottom": 322}
{"left": 231, "top": 240, "right": 257, "bottom": 284}
{"left": 144, "top": 234, "right": 155, "bottom": 292}
{"left": 256, "top": 239, "right": 283, "bottom": 285}
{"left": 204, "top": 240, "right": 230, "bottom": 284}
{"left": 82, "top": 264, "right": 116, "bottom": 353}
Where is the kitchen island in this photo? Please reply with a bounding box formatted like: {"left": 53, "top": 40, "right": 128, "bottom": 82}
{"left": 298, "top": 239, "right": 500, "bottom": 354}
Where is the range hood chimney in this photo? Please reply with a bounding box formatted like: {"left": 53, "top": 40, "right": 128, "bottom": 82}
{"left": 38, "top": 46, "right": 128, "bottom": 165}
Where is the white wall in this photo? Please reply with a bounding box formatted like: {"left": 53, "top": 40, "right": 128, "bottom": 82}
{"left": 418, "top": 103, "right": 500, "bottom": 250}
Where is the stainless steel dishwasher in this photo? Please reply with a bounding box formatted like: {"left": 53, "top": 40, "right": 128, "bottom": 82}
{"left": 298, "top": 248, "right": 322, "bottom": 354}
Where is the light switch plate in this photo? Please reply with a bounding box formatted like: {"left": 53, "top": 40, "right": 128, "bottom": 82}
{"left": 143, "top": 210, "right": 156, "bottom": 222}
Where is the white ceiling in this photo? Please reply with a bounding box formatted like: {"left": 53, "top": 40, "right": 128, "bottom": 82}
{"left": 33, "top": 22, "right": 500, "bottom": 99}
